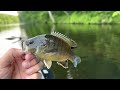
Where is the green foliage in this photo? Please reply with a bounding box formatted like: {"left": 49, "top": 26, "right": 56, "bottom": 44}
{"left": 0, "top": 14, "right": 19, "bottom": 24}
{"left": 19, "top": 11, "right": 120, "bottom": 24}
{"left": 19, "top": 11, "right": 49, "bottom": 24}
{"left": 112, "top": 11, "right": 120, "bottom": 17}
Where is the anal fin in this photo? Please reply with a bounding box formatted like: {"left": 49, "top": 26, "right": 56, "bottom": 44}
{"left": 44, "top": 60, "right": 52, "bottom": 69}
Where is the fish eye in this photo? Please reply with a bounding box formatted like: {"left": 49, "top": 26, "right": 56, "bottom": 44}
{"left": 29, "top": 41, "right": 34, "bottom": 44}
{"left": 43, "top": 44, "right": 47, "bottom": 47}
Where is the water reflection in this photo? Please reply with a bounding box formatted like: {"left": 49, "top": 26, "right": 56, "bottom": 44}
{"left": 67, "top": 70, "right": 73, "bottom": 79}
{"left": 1, "top": 24, "right": 120, "bottom": 79}
{"left": 21, "top": 24, "right": 120, "bottom": 79}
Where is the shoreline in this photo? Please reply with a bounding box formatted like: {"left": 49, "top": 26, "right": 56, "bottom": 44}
{"left": 0, "top": 23, "right": 25, "bottom": 27}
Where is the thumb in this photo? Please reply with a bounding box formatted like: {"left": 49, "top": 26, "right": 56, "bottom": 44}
{"left": 0, "top": 48, "right": 25, "bottom": 68}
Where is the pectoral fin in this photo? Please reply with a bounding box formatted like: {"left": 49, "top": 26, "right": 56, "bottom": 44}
{"left": 57, "top": 60, "right": 68, "bottom": 69}
{"left": 44, "top": 60, "right": 52, "bottom": 69}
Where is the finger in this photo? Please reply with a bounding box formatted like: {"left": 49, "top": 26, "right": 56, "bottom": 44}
{"left": 22, "top": 53, "right": 40, "bottom": 69}
{"left": 25, "top": 72, "right": 42, "bottom": 79}
{"left": 10, "top": 48, "right": 26, "bottom": 59}
{"left": 0, "top": 48, "right": 25, "bottom": 67}
{"left": 25, "top": 61, "right": 44, "bottom": 75}
{"left": 25, "top": 52, "right": 36, "bottom": 61}
{"left": 22, "top": 58, "right": 40, "bottom": 69}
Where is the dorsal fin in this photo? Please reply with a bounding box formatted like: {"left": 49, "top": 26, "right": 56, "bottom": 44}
{"left": 51, "top": 31, "right": 77, "bottom": 48}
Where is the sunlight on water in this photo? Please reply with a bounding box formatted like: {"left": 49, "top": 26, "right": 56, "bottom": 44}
{"left": 67, "top": 70, "right": 73, "bottom": 79}
{"left": 0, "top": 26, "right": 22, "bottom": 57}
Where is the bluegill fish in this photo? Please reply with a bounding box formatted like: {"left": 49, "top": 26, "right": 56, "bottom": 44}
{"left": 23, "top": 31, "right": 81, "bottom": 69}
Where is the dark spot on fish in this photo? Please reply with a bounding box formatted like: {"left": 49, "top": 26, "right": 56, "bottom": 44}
{"left": 29, "top": 41, "right": 34, "bottom": 44}
{"left": 43, "top": 44, "right": 46, "bottom": 46}
{"left": 45, "top": 35, "right": 49, "bottom": 38}
{"left": 40, "top": 40, "right": 47, "bottom": 47}
{"left": 71, "top": 47, "right": 77, "bottom": 49}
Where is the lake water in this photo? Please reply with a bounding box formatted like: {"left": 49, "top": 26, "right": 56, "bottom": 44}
{"left": 0, "top": 23, "right": 120, "bottom": 79}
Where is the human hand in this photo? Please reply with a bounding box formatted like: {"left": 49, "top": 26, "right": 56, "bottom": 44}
{"left": 0, "top": 48, "right": 44, "bottom": 79}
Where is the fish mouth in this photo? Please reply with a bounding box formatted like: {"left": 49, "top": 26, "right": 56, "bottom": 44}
{"left": 28, "top": 48, "right": 36, "bottom": 53}
{"left": 23, "top": 47, "right": 36, "bottom": 54}
{"left": 22, "top": 41, "right": 36, "bottom": 54}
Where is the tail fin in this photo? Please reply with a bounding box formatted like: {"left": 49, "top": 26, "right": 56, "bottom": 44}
{"left": 73, "top": 55, "right": 81, "bottom": 68}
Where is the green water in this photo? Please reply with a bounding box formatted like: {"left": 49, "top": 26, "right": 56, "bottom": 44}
{"left": 1, "top": 24, "right": 120, "bottom": 79}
